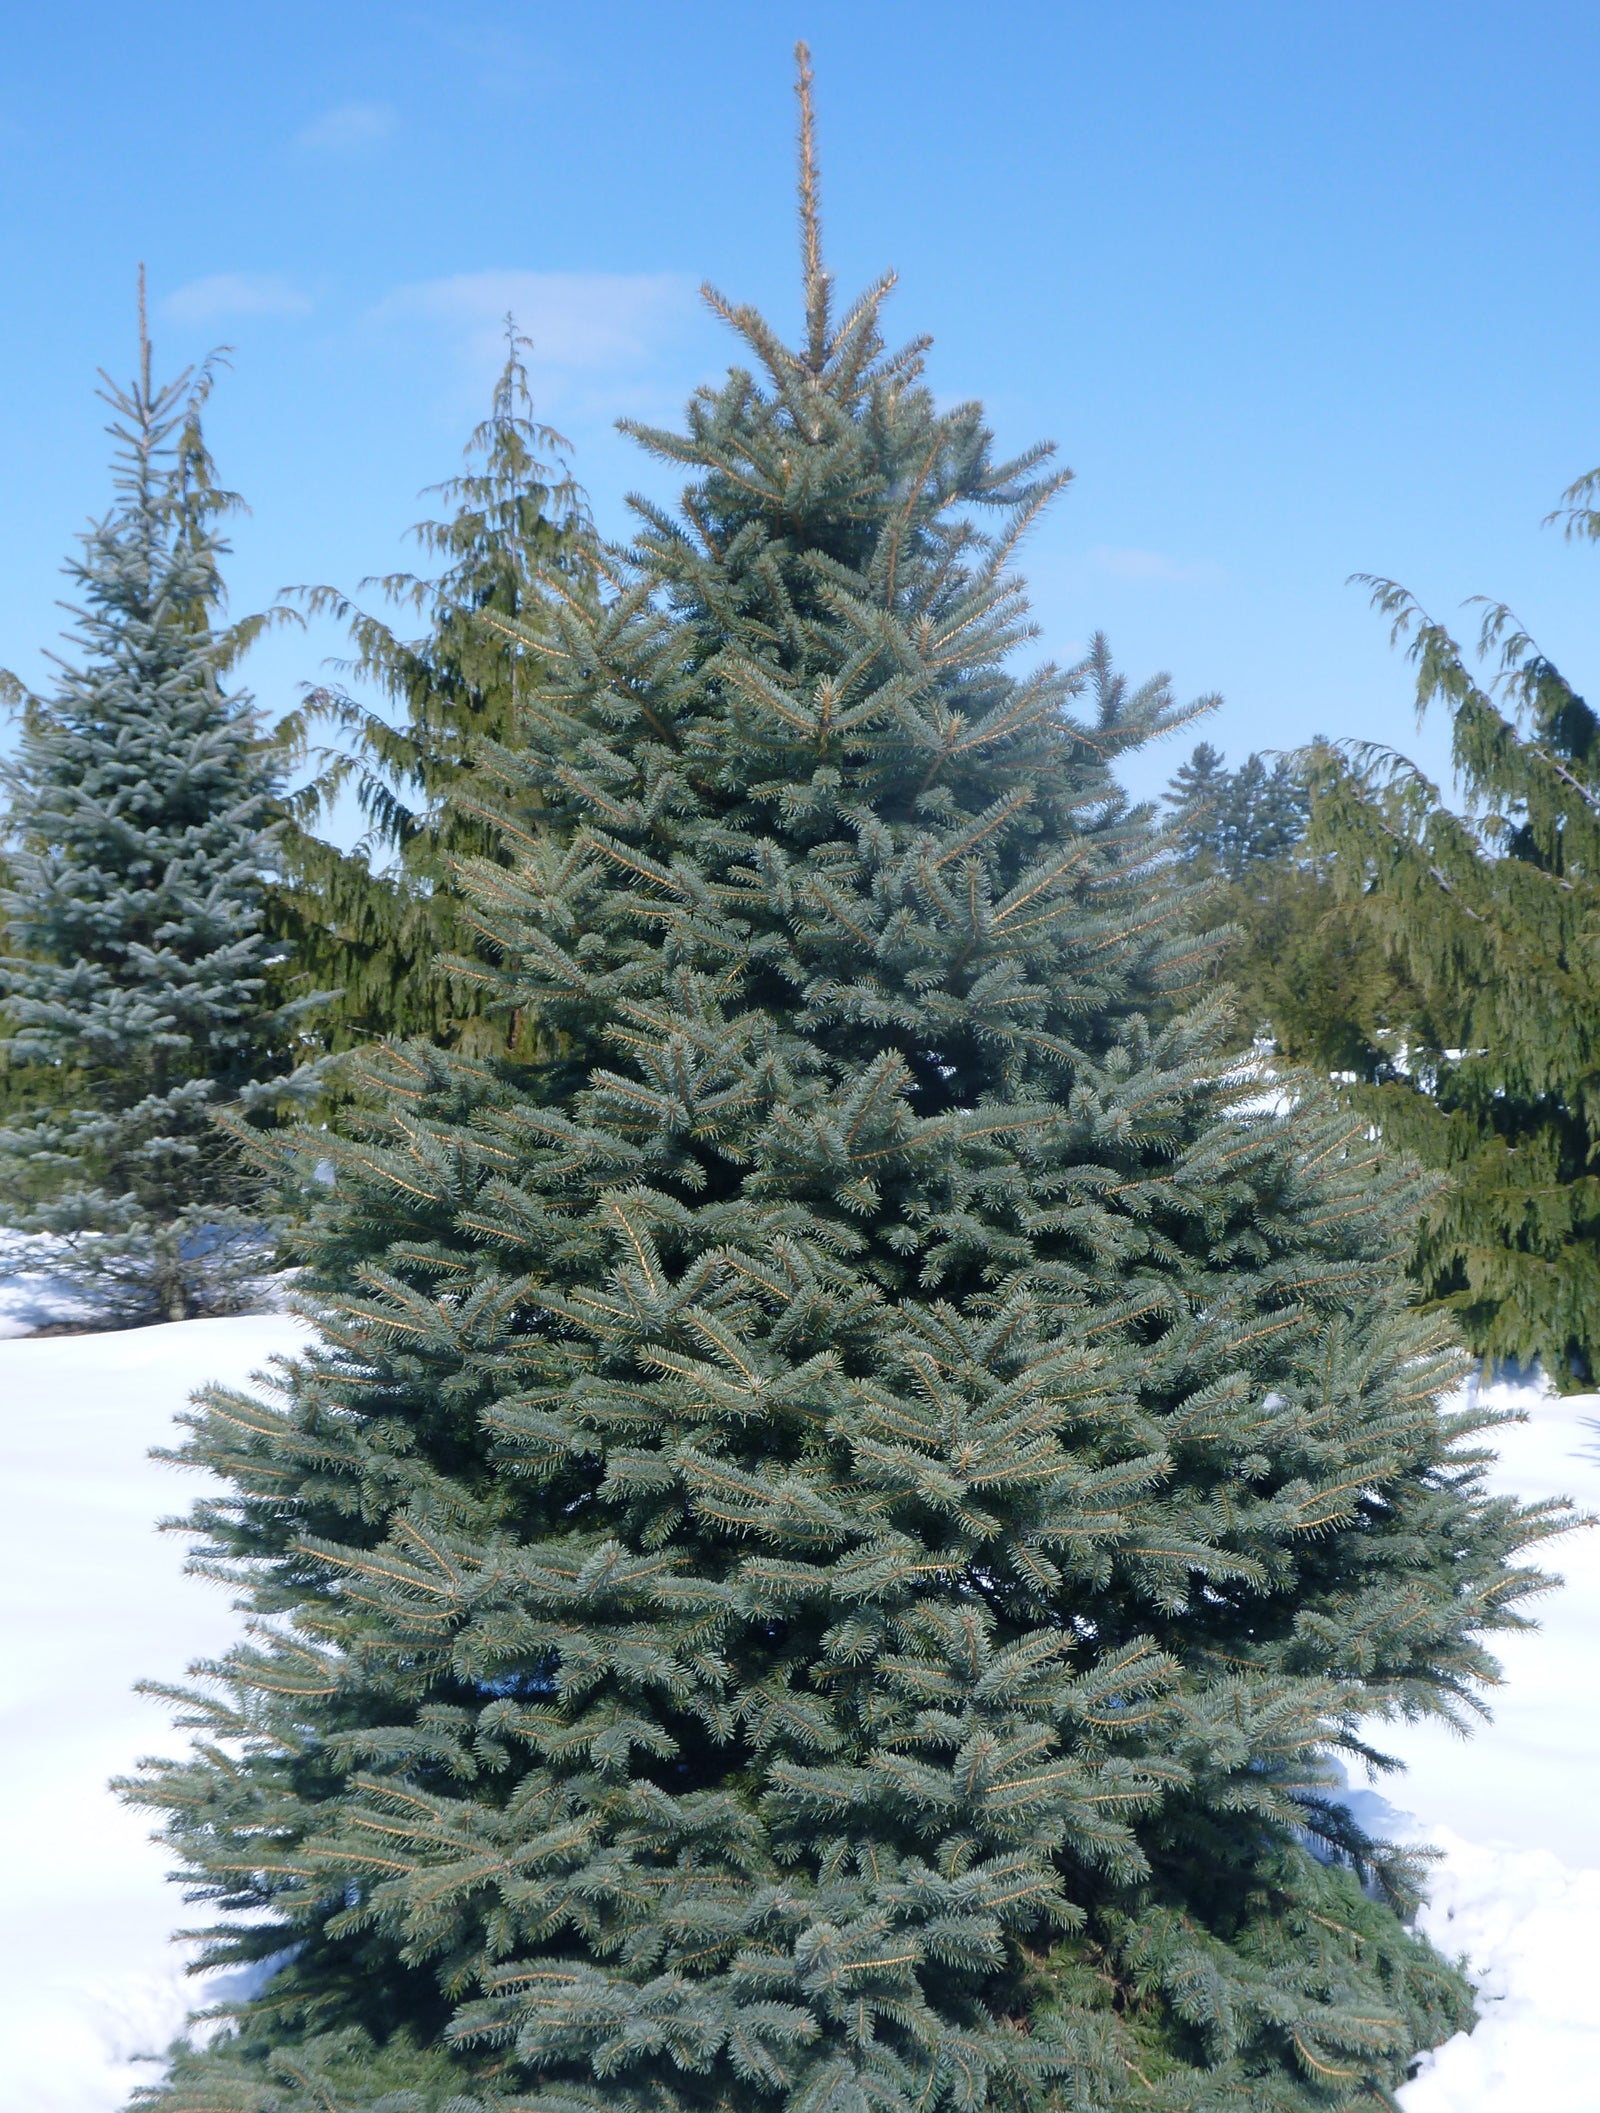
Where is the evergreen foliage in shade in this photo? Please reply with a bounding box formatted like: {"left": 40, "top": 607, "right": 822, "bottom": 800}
{"left": 1162, "top": 746, "right": 1415, "bottom": 1080}
{"left": 1306, "top": 568, "right": 1600, "bottom": 1386}
{"left": 1164, "top": 743, "right": 1308, "bottom": 885}
{"left": 1161, "top": 741, "right": 1228, "bottom": 860}
{"left": 271, "top": 329, "right": 588, "bottom": 1054}
{"left": 123, "top": 68, "right": 1559, "bottom": 2110}
{"left": 0, "top": 298, "right": 325, "bottom": 1323}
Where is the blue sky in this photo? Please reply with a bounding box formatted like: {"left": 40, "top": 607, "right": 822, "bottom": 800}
{"left": 4, "top": 0, "right": 1600, "bottom": 806}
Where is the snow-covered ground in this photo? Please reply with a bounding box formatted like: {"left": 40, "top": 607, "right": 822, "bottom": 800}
{"left": 0, "top": 1324, "right": 1595, "bottom": 2111}
{"left": 1375, "top": 1378, "right": 1600, "bottom": 2107}
{"left": 0, "top": 1233, "right": 99, "bottom": 1339}
{"left": 0, "top": 1316, "right": 311, "bottom": 2113}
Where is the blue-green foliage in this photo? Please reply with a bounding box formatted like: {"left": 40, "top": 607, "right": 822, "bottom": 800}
{"left": 0, "top": 328, "right": 325, "bottom": 1321}
{"left": 122, "top": 179, "right": 1559, "bottom": 2110}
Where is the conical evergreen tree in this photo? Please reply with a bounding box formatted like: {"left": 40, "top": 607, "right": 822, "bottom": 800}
{"left": 1164, "top": 744, "right": 1308, "bottom": 886}
{"left": 1162, "top": 746, "right": 1414, "bottom": 1079}
{"left": 0, "top": 288, "right": 324, "bottom": 1322}
{"left": 124, "top": 65, "right": 1559, "bottom": 2111}
{"left": 271, "top": 327, "right": 588, "bottom": 1054}
{"left": 1162, "top": 740, "right": 1228, "bottom": 872}
{"left": 1307, "top": 573, "right": 1600, "bottom": 1385}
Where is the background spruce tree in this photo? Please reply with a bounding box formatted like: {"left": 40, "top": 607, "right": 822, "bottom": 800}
{"left": 1166, "top": 743, "right": 1308, "bottom": 885}
{"left": 1304, "top": 563, "right": 1600, "bottom": 1385}
{"left": 124, "top": 63, "right": 1558, "bottom": 2112}
{"left": 1161, "top": 740, "right": 1229, "bottom": 861}
{"left": 1163, "top": 743, "right": 1415, "bottom": 1079}
{"left": 270, "top": 327, "right": 588, "bottom": 1055}
{"left": 0, "top": 290, "right": 324, "bottom": 1323}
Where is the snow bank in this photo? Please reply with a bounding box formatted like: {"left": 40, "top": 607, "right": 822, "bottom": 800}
{"left": 1402, "top": 1831, "right": 1600, "bottom": 2108}
{"left": 0, "top": 1316, "right": 309, "bottom": 2113}
{"left": 1383, "top": 1375, "right": 1600, "bottom": 2107}
{"left": 1382, "top": 1376, "right": 1600, "bottom": 1866}
{"left": 0, "top": 1231, "right": 98, "bottom": 1337}
{"left": 1, "top": 1325, "right": 1596, "bottom": 2109}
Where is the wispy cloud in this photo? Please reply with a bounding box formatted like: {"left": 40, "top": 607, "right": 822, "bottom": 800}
{"left": 294, "top": 102, "right": 397, "bottom": 156}
{"left": 161, "top": 273, "right": 312, "bottom": 326}
{"left": 419, "top": 19, "right": 563, "bottom": 101}
{"left": 366, "top": 270, "right": 723, "bottom": 504}
{"left": 374, "top": 270, "right": 694, "bottom": 374}
{"left": 1091, "top": 546, "right": 1226, "bottom": 586}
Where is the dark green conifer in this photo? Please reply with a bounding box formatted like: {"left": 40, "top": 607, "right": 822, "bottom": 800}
{"left": 1307, "top": 571, "right": 1600, "bottom": 1385}
{"left": 271, "top": 328, "right": 588, "bottom": 1054}
{"left": 1162, "top": 740, "right": 1228, "bottom": 870}
{"left": 124, "top": 63, "right": 1557, "bottom": 2110}
{"left": 1162, "top": 745, "right": 1414, "bottom": 1079}
{"left": 1165, "top": 744, "right": 1308, "bottom": 885}
{"left": 0, "top": 290, "right": 323, "bottom": 1322}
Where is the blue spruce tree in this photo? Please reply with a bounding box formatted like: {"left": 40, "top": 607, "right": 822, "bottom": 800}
{"left": 124, "top": 65, "right": 1561, "bottom": 2111}
{"left": 0, "top": 284, "right": 324, "bottom": 1323}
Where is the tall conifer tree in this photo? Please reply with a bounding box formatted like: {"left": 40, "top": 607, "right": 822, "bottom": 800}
{"left": 1307, "top": 571, "right": 1600, "bottom": 1384}
{"left": 1165, "top": 745, "right": 1308, "bottom": 885}
{"left": 1162, "top": 745, "right": 1414, "bottom": 1080}
{"left": 125, "top": 65, "right": 1557, "bottom": 2110}
{"left": 271, "top": 330, "right": 588, "bottom": 1053}
{"left": 0, "top": 287, "right": 323, "bottom": 1322}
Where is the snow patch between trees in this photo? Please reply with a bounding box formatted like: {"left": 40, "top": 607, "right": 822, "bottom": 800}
{"left": 1404, "top": 1832, "right": 1600, "bottom": 2107}
{"left": 0, "top": 1232, "right": 100, "bottom": 1337}
{"left": 0, "top": 1316, "right": 309, "bottom": 2113}
{"left": 1, "top": 1321, "right": 1595, "bottom": 2111}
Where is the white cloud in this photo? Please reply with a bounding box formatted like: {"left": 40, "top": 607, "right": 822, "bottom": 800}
{"left": 374, "top": 270, "right": 695, "bottom": 376}
{"left": 294, "top": 102, "right": 397, "bottom": 155}
{"left": 1091, "top": 545, "right": 1226, "bottom": 585}
{"left": 160, "top": 273, "right": 312, "bottom": 325}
